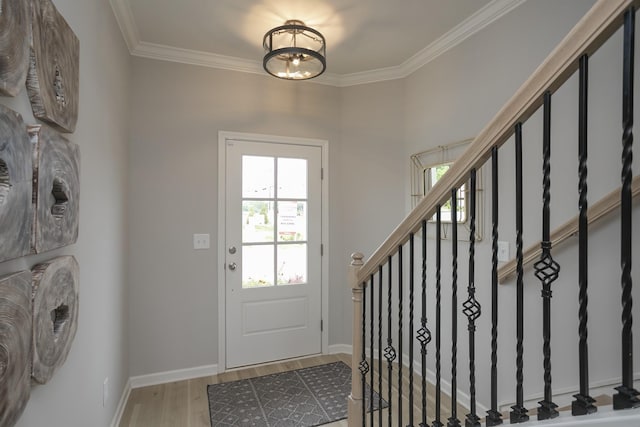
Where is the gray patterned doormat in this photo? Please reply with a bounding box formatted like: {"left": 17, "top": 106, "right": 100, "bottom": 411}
{"left": 207, "top": 361, "right": 387, "bottom": 426}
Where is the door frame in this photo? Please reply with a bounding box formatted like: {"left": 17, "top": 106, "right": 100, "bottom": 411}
{"left": 217, "top": 131, "right": 329, "bottom": 373}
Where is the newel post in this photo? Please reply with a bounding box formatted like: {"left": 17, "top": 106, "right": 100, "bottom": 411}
{"left": 348, "top": 252, "right": 365, "bottom": 427}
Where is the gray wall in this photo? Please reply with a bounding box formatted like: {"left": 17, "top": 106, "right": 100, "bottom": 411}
{"left": 403, "top": 0, "right": 640, "bottom": 408}
{"left": 0, "top": 0, "right": 132, "bottom": 426}
{"left": 127, "top": 60, "right": 406, "bottom": 375}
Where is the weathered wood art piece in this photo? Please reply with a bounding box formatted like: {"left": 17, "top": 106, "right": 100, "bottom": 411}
{"left": 31, "top": 256, "right": 79, "bottom": 384}
{"left": 0, "top": 271, "right": 32, "bottom": 427}
{"left": 30, "top": 124, "right": 80, "bottom": 253}
{"left": 0, "top": 105, "right": 33, "bottom": 262}
{"left": 0, "top": 0, "right": 31, "bottom": 96}
{"left": 26, "top": 0, "right": 79, "bottom": 133}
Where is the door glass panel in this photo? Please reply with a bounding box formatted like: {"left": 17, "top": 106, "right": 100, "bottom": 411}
{"left": 243, "top": 156, "right": 274, "bottom": 198}
{"left": 277, "top": 201, "right": 307, "bottom": 242}
{"left": 242, "top": 201, "right": 274, "bottom": 243}
{"left": 277, "top": 158, "right": 307, "bottom": 199}
{"left": 277, "top": 244, "right": 307, "bottom": 285}
{"left": 243, "top": 245, "right": 274, "bottom": 288}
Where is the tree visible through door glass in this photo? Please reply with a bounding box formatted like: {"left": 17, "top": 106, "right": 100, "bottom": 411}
{"left": 241, "top": 155, "right": 309, "bottom": 288}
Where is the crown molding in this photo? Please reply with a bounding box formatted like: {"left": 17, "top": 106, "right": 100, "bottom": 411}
{"left": 110, "top": 0, "right": 527, "bottom": 87}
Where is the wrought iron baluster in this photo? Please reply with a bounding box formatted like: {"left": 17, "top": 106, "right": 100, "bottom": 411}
{"left": 370, "top": 274, "right": 375, "bottom": 426}
{"left": 418, "top": 220, "right": 432, "bottom": 427}
{"left": 385, "top": 256, "right": 396, "bottom": 426}
{"left": 486, "top": 147, "right": 502, "bottom": 426}
{"left": 409, "top": 234, "right": 415, "bottom": 427}
{"left": 535, "top": 91, "right": 560, "bottom": 421}
{"left": 464, "top": 169, "right": 481, "bottom": 427}
{"left": 510, "top": 123, "right": 529, "bottom": 424}
{"left": 360, "top": 283, "right": 369, "bottom": 427}
{"left": 572, "top": 55, "right": 597, "bottom": 416}
{"left": 378, "top": 265, "right": 383, "bottom": 427}
{"left": 448, "top": 189, "right": 461, "bottom": 427}
{"left": 614, "top": 6, "right": 640, "bottom": 410}
{"left": 433, "top": 206, "right": 443, "bottom": 427}
{"left": 398, "top": 245, "right": 404, "bottom": 427}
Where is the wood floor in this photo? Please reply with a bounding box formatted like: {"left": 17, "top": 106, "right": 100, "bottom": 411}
{"left": 119, "top": 354, "right": 351, "bottom": 427}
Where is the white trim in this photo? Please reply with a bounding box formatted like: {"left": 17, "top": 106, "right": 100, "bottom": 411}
{"left": 328, "top": 344, "right": 352, "bottom": 355}
{"left": 217, "top": 131, "right": 330, "bottom": 373}
{"left": 109, "top": 0, "right": 527, "bottom": 87}
{"left": 499, "top": 373, "right": 640, "bottom": 413}
{"left": 519, "top": 406, "right": 640, "bottom": 426}
{"left": 129, "top": 364, "right": 219, "bottom": 389}
{"left": 109, "top": 379, "right": 132, "bottom": 427}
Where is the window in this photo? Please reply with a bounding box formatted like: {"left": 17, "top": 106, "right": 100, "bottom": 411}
{"left": 410, "top": 139, "right": 483, "bottom": 240}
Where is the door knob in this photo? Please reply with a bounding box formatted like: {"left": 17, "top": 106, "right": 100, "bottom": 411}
{"left": 228, "top": 262, "right": 237, "bottom": 271}
{"left": 229, "top": 246, "right": 236, "bottom": 254}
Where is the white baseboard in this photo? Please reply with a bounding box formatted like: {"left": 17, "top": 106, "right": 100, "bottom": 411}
{"left": 129, "top": 363, "right": 219, "bottom": 389}
{"left": 328, "top": 344, "right": 352, "bottom": 355}
{"left": 110, "top": 378, "right": 131, "bottom": 427}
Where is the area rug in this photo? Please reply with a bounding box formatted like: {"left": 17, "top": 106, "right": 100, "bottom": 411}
{"left": 207, "top": 361, "right": 386, "bottom": 426}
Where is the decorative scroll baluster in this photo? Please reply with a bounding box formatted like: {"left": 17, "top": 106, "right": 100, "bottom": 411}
{"left": 360, "top": 282, "right": 369, "bottom": 427}
{"left": 486, "top": 147, "right": 502, "bottom": 426}
{"left": 409, "top": 234, "right": 415, "bottom": 427}
{"left": 378, "top": 265, "right": 383, "bottom": 427}
{"left": 464, "top": 170, "right": 481, "bottom": 427}
{"left": 370, "top": 274, "right": 375, "bottom": 426}
{"left": 433, "top": 206, "right": 443, "bottom": 427}
{"left": 398, "top": 245, "right": 404, "bottom": 427}
{"left": 535, "top": 91, "right": 560, "bottom": 421}
{"left": 510, "top": 123, "right": 529, "bottom": 424}
{"left": 448, "top": 189, "right": 461, "bottom": 427}
{"left": 418, "top": 220, "right": 432, "bottom": 427}
{"left": 385, "top": 255, "right": 396, "bottom": 426}
{"left": 614, "top": 6, "right": 640, "bottom": 410}
{"left": 572, "top": 55, "right": 597, "bottom": 416}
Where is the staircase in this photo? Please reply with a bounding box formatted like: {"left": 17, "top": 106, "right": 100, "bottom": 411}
{"left": 346, "top": 1, "right": 640, "bottom": 426}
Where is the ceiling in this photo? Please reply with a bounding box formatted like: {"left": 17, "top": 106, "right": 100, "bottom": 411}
{"left": 110, "top": 0, "right": 526, "bottom": 86}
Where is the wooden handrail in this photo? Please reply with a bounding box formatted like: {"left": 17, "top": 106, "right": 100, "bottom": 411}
{"left": 498, "top": 175, "right": 640, "bottom": 283}
{"left": 357, "top": 0, "right": 640, "bottom": 283}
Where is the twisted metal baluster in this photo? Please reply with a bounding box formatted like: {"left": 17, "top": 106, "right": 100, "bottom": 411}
{"left": 572, "top": 55, "right": 596, "bottom": 416}
{"left": 385, "top": 256, "right": 397, "bottom": 425}
{"left": 536, "top": 92, "right": 559, "bottom": 421}
{"left": 418, "top": 220, "right": 432, "bottom": 427}
{"left": 510, "top": 123, "right": 529, "bottom": 424}
{"left": 360, "top": 283, "right": 369, "bottom": 427}
{"left": 614, "top": 6, "right": 640, "bottom": 410}
{"left": 486, "top": 147, "right": 502, "bottom": 426}
{"left": 448, "top": 189, "right": 461, "bottom": 427}
{"left": 370, "top": 274, "right": 375, "bottom": 425}
{"left": 398, "top": 245, "right": 404, "bottom": 427}
{"left": 433, "top": 206, "right": 443, "bottom": 427}
{"left": 409, "top": 234, "right": 415, "bottom": 427}
{"left": 464, "top": 169, "right": 481, "bottom": 427}
{"left": 378, "top": 265, "right": 383, "bottom": 427}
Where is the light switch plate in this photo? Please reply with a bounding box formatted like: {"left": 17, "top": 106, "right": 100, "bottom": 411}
{"left": 193, "top": 233, "right": 210, "bottom": 250}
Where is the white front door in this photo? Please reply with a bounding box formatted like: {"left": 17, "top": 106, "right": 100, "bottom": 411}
{"left": 224, "top": 138, "right": 322, "bottom": 369}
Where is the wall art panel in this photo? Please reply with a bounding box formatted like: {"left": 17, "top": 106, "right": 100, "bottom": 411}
{"left": 0, "top": 0, "right": 30, "bottom": 96}
{"left": 0, "top": 105, "right": 33, "bottom": 262}
{"left": 0, "top": 270, "right": 32, "bottom": 427}
{"left": 31, "top": 256, "right": 79, "bottom": 384}
{"left": 30, "top": 124, "right": 80, "bottom": 253}
{"left": 26, "top": 0, "right": 79, "bottom": 133}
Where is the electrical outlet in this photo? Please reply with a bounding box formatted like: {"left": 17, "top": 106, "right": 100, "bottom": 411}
{"left": 193, "top": 233, "right": 210, "bottom": 250}
{"left": 497, "top": 241, "right": 510, "bottom": 262}
{"left": 103, "top": 377, "right": 109, "bottom": 407}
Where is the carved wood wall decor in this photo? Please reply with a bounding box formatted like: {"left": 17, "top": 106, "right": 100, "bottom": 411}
{"left": 31, "top": 256, "right": 79, "bottom": 384}
{"left": 26, "top": 0, "right": 79, "bottom": 133}
{"left": 30, "top": 124, "right": 80, "bottom": 253}
{"left": 0, "top": 0, "right": 31, "bottom": 96}
{"left": 0, "top": 105, "right": 33, "bottom": 262}
{"left": 0, "top": 271, "right": 32, "bottom": 427}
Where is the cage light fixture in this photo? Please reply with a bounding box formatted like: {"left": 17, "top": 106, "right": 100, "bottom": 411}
{"left": 263, "top": 20, "right": 326, "bottom": 80}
